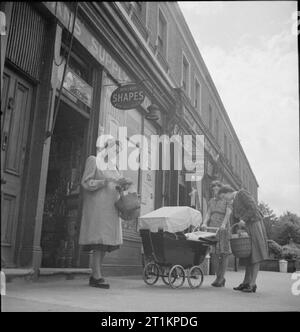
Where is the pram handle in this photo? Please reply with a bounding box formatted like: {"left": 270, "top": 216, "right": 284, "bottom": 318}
{"left": 192, "top": 225, "right": 219, "bottom": 232}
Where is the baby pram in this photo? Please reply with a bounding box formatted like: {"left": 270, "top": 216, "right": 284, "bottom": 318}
{"left": 138, "top": 206, "right": 217, "bottom": 288}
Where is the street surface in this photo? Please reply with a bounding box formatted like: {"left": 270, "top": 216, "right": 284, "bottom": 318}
{"left": 1, "top": 271, "right": 299, "bottom": 312}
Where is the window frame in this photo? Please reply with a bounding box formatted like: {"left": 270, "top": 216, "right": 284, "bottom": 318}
{"left": 224, "top": 133, "right": 228, "bottom": 159}
{"left": 194, "top": 77, "right": 201, "bottom": 112}
{"left": 157, "top": 8, "right": 168, "bottom": 59}
{"left": 208, "top": 104, "right": 213, "bottom": 131}
{"left": 182, "top": 51, "right": 190, "bottom": 97}
{"left": 215, "top": 117, "right": 219, "bottom": 144}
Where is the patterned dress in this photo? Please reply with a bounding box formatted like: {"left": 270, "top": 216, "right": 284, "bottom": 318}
{"left": 232, "top": 189, "right": 269, "bottom": 264}
{"left": 208, "top": 197, "right": 231, "bottom": 255}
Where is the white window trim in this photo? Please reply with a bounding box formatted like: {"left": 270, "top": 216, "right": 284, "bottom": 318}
{"left": 157, "top": 6, "right": 168, "bottom": 60}
{"left": 181, "top": 50, "right": 190, "bottom": 98}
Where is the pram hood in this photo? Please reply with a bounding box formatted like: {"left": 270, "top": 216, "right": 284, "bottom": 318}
{"left": 138, "top": 206, "right": 202, "bottom": 233}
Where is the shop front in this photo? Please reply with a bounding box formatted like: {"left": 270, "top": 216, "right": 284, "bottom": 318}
{"left": 1, "top": 1, "right": 172, "bottom": 274}
{"left": 1, "top": 2, "right": 50, "bottom": 268}
{"left": 39, "top": 2, "right": 167, "bottom": 273}
{"left": 97, "top": 72, "right": 164, "bottom": 273}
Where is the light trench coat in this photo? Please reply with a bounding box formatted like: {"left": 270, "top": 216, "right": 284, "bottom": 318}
{"left": 79, "top": 155, "right": 123, "bottom": 246}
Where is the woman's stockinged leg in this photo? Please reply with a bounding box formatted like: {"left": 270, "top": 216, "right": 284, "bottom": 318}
{"left": 99, "top": 249, "right": 106, "bottom": 278}
{"left": 211, "top": 254, "right": 220, "bottom": 284}
{"left": 218, "top": 254, "right": 229, "bottom": 280}
{"left": 250, "top": 263, "right": 260, "bottom": 286}
{"left": 243, "top": 264, "right": 252, "bottom": 285}
{"left": 91, "top": 249, "right": 102, "bottom": 279}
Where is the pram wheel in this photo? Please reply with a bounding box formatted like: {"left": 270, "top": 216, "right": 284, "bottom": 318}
{"left": 143, "top": 262, "right": 160, "bottom": 285}
{"left": 168, "top": 265, "right": 185, "bottom": 288}
{"left": 161, "top": 267, "right": 176, "bottom": 286}
{"left": 187, "top": 266, "right": 204, "bottom": 288}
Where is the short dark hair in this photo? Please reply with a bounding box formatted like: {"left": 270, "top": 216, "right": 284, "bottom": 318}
{"left": 218, "top": 184, "right": 235, "bottom": 195}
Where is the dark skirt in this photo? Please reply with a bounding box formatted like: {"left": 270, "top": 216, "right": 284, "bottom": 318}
{"left": 82, "top": 244, "right": 120, "bottom": 252}
{"left": 240, "top": 218, "right": 269, "bottom": 265}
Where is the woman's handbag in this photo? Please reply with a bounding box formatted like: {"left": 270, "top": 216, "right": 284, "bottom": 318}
{"left": 230, "top": 223, "right": 252, "bottom": 258}
{"left": 115, "top": 186, "right": 141, "bottom": 221}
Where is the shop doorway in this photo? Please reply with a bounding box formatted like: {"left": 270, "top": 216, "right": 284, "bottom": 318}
{"left": 41, "top": 101, "right": 88, "bottom": 268}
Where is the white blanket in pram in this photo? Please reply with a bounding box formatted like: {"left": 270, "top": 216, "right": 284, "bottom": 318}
{"left": 138, "top": 206, "right": 202, "bottom": 233}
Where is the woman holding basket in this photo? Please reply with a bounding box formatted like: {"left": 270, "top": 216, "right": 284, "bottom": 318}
{"left": 218, "top": 185, "right": 268, "bottom": 293}
{"left": 201, "top": 180, "right": 232, "bottom": 287}
{"left": 79, "top": 138, "right": 132, "bottom": 289}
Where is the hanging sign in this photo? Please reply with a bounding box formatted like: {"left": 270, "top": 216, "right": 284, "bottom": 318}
{"left": 110, "top": 84, "right": 145, "bottom": 110}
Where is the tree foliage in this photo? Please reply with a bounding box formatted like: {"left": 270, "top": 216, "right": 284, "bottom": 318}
{"left": 258, "top": 201, "right": 278, "bottom": 239}
{"left": 271, "top": 211, "right": 300, "bottom": 245}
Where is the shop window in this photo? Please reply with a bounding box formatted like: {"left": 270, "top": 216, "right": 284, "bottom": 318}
{"left": 57, "top": 36, "right": 94, "bottom": 112}
{"left": 60, "top": 32, "right": 92, "bottom": 85}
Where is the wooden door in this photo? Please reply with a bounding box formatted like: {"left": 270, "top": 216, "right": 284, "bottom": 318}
{"left": 1, "top": 68, "right": 33, "bottom": 267}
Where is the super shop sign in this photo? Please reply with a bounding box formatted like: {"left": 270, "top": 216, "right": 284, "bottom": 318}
{"left": 44, "top": 2, "right": 130, "bottom": 83}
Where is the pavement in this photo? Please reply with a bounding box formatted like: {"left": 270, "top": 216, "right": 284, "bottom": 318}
{"left": 1, "top": 271, "right": 299, "bottom": 312}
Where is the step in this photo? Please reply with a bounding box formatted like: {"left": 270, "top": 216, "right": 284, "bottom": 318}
{"left": 38, "top": 268, "right": 91, "bottom": 280}
{"left": 1, "top": 268, "right": 35, "bottom": 282}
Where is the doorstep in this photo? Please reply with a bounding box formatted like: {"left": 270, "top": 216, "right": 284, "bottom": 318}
{"left": 2, "top": 265, "right": 143, "bottom": 283}
{"left": 1, "top": 268, "right": 35, "bottom": 282}
{"left": 38, "top": 268, "right": 91, "bottom": 280}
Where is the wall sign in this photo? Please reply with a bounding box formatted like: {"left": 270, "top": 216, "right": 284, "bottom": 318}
{"left": 44, "top": 2, "right": 130, "bottom": 83}
{"left": 57, "top": 63, "right": 93, "bottom": 107}
{"left": 110, "top": 84, "right": 145, "bottom": 110}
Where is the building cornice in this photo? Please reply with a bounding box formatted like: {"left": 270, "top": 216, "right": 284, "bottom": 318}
{"left": 78, "top": 2, "right": 176, "bottom": 113}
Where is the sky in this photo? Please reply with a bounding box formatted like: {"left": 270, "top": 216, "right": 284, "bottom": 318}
{"left": 179, "top": 1, "right": 299, "bottom": 216}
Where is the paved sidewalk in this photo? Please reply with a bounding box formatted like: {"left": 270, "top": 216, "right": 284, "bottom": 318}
{"left": 1, "top": 271, "right": 299, "bottom": 312}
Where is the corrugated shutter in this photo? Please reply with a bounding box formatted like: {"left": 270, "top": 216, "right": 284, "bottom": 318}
{"left": 6, "top": 2, "right": 46, "bottom": 81}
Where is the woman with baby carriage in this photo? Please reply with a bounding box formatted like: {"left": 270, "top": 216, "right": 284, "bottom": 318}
{"left": 201, "top": 180, "right": 232, "bottom": 287}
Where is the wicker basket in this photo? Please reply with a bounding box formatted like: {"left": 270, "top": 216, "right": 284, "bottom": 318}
{"left": 230, "top": 224, "right": 251, "bottom": 258}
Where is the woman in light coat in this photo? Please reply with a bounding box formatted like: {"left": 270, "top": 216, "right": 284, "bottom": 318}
{"left": 79, "top": 138, "right": 131, "bottom": 288}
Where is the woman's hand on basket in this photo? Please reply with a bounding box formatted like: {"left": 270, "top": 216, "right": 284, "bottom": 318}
{"left": 117, "top": 177, "right": 132, "bottom": 186}
{"left": 238, "top": 220, "right": 246, "bottom": 227}
{"left": 200, "top": 223, "right": 208, "bottom": 231}
{"left": 237, "top": 220, "right": 246, "bottom": 230}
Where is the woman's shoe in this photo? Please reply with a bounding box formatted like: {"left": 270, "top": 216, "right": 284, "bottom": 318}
{"left": 211, "top": 278, "right": 219, "bottom": 287}
{"left": 241, "top": 284, "right": 257, "bottom": 293}
{"left": 213, "top": 278, "right": 226, "bottom": 287}
{"left": 233, "top": 283, "right": 249, "bottom": 291}
{"left": 89, "top": 276, "right": 110, "bottom": 289}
